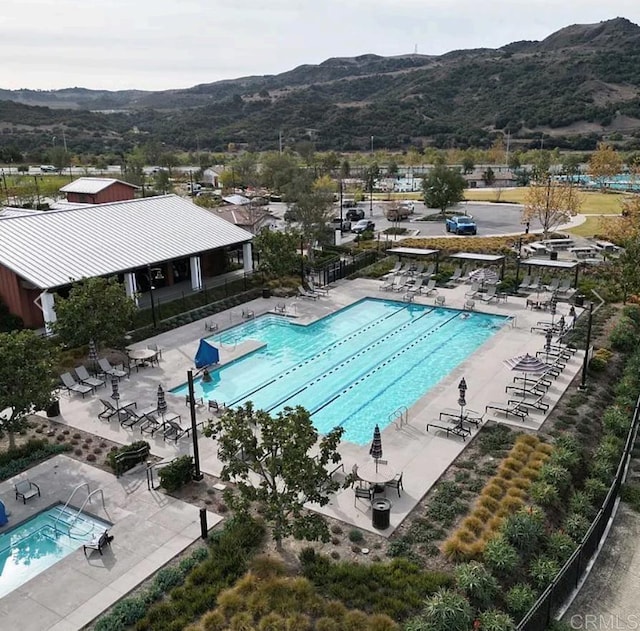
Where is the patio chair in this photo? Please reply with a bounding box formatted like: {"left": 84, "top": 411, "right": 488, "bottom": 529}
{"left": 308, "top": 280, "right": 329, "bottom": 296}
{"left": 15, "top": 479, "right": 40, "bottom": 503}
{"left": 479, "top": 285, "right": 498, "bottom": 303}
{"left": 385, "top": 472, "right": 404, "bottom": 497}
{"left": 446, "top": 267, "right": 463, "bottom": 286}
{"left": 354, "top": 484, "right": 373, "bottom": 507}
{"left": 98, "top": 398, "right": 137, "bottom": 421}
{"left": 435, "top": 295, "right": 446, "bottom": 306}
{"left": 463, "top": 299, "right": 475, "bottom": 311}
{"left": 204, "top": 320, "right": 219, "bottom": 332}
{"left": 162, "top": 419, "right": 193, "bottom": 442}
{"left": 75, "top": 366, "right": 106, "bottom": 390}
{"left": 185, "top": 395, "right": 203, "bottom": 407}
{"left": 517, "top": 275, "right": 532, "bottom": 293}
{"left": 83, "top": 529, "right": 112, "bottom": 556}
{"left": 60, "top": 372, "right": 94, "bottom": 398}
{"left": 465, "top": 282, "right": 480, "bottom": 298}
{"left": 274, "top": 302, "right": 287, "bottom": 314}
{"left": 147, "top": 343, "right": 163, "bottom": 360}
{"left": 97, "top": 358, "right": 128, "bottom": 381}
{"left": 298, "top": 285, "right": 318, "bottom": 300}
{"left": 527, "top": 276, "right": 542, "bottom": 291}
{"left": 242, "top": 308, "right": 255, "bottom": 319}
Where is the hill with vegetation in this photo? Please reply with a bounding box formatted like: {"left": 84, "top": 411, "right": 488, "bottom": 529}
{"left": 2, "top": 18, "right": 640, "bottom": 156}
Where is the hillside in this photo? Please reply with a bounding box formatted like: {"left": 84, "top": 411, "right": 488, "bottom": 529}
{"left": 2, "top": 18, "right": 640, "bottom": 155}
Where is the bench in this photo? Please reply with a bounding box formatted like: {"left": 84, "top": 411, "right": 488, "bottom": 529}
{"left": 83, "top": 530, "right": 112, "bottom": 556}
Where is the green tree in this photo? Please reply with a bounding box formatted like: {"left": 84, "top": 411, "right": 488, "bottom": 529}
{"left": 295, "top": 140, "right": 316, "bottom": 167}
{"left": 253, "top": 229, "right": 300, "bottom": 278}
{"left": 122, "top": 148, "right": 146, "bottom": 187}
{"left": 152, "top": 169, "right": 171, "bottom": 194}
{"left": 461, "top": 154, "right": 475, "bottom": 174}
{"left": 211, "top": 403, "right": 344, "bottom": 550}
{"left": 483, "top": 166, "right": 496, "bottom": 186}
{"left": 49, "top": 146, "right": 70, "bottom": 172}
{"left": 523, "top": 177, "right": 581, "bottom": 238}
{"left": 52, "top": 276, "right": 137, "bottom": 351}
{"left": 260, "top": 152, "right": 299, "bottom": 192}
{"left": 0, "top": 331, "right": 59, "bottom": 447}
{"left": 588, "top": 142, "right": 623, "bottom": 191}
{"left": 422, "top": 164, "right": 466, "bottom": 215}
{"left": 340, "top": 159, "right": 351, "bottom": 179}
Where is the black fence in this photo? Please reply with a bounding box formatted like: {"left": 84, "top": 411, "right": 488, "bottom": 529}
{"left": 310, "top": 250, "right": 380, "bottom": 286}
{"left": 517, "top": 394, "right": 640, "bottom": 631}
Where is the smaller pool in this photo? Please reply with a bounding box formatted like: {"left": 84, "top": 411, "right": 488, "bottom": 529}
{"left": 0, "top": 503, "right": 111, "bottom": 599}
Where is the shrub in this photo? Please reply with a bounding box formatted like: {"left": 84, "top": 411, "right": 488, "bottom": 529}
{"left": 0, "top": 439, "right": 69, "bottom": 481}
{"left": 348, "top": 529, "right": 364, "bottom": 543}
{"left": 547, "top": 531, "right": 576, "bottom": 564}
{"left": 609, "top": 317, "right": 639, "bottom": 352}
{"left": 590, "top": 348, "right": 613, "bottom": 372}
{"left": 602, "top": 406, "right": 631, "bottom": 439}
{"left": 420, "top": 588, "right": 473, "bottom": 631}
{"left": 482, "top": 536, "right": 519, "bottom": 577}
{"left": 502, "top": 507, "right": 546, "bottom": 556}
{"left": 159, "top": 455, "right": 194, "bottom": 492}
{"left": 478, "top": 609, "right": 517, "bottom": 631}
{"left": 529, "top": 555, "right": 560, "bottom": 589}
{"left": 478, "top": 425, "right": 514, "bottom": 455}
{"left": 454, "top": 561, "right": 499, "bottom": 608}
{"left": 529, "top": 481, "right": 559, "bottom": 508}
{"left": 106, "top": 440, "right": 150, "bottom": 474}
{"left": 584, "top": 478, "right": 609, "bottom": 506}
{"left": 564, "top": 513, "right": 591, "bottom": 542}
{"left": 94, "top": 597, "right": 148, "bottom": 631}
{"left": 568, "top": 491, "right": 596, "bottom": 519}
{"left": 505, "top": 584, "right": 537, "bottom": 619}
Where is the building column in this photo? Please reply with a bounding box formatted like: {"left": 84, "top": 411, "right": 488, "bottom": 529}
{"left": 242, "top": 242, "right": 253, "bottom": 274}
{"left": 39, "top": 291, "right": 57, "bottom": 334}
{"left": 190, "top": 255, "right": 202, "bottom": 291}
{"left": 124, "top": 272, "right": 139, "bottom": 306}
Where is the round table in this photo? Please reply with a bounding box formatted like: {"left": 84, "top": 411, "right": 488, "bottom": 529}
{"left": 358, "top": 461, "right": 397, "bottom": 485}
{"left": 128, "top": 348, "right": 158, "bottom": 367}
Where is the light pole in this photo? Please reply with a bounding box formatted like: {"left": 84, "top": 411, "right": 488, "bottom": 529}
{"left": 147, "top": 265, "right": 158, "bottom": 328}
{"left": 514, "top": 236, "right": 523, "bottom": 292}
{"left": 300, "top": 235, "right": 305, "bottom": 284}
{"left": 578, "top": 301, "right": 594, "bottom": 391}
{"left": 187, "top": 370, "right": 203, "bottom": 481}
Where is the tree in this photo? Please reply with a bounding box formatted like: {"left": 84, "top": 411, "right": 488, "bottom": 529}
{"left": 588, "top": 142, "right": 623, "bottom": 191}
{"left": 49, "top": 146, "right": 70, "bottom": 172}
{"left": 52, "top": 276, "right": 137, "bottom": 351}
{"left": 295, "top": 140, "right": 316, "bottom": 167}
{"left": 211, "top": 403, "right": 344, "bottom": 550}
{"left": 260, "top": 152, "right": 299, "bottom": 193}
{"left": 461, "top": 154, "right": 475, "bottom": 174}
{"left": 152, "top": 169, "right": 171, "bottom": 194}
{"left": 523, "top": 178, "right": 582, "bottom": 238}
{"left": 422, "top": 164, "right": 466, "bottom": 215}
{"left": 0, "top": 331, "right": 59, "bottom": 447}
{"left": 482, "top": 167, "right": 496, "bottom": 187}
{"left": 253, "top": 229, "right": 300, "bottom": 278}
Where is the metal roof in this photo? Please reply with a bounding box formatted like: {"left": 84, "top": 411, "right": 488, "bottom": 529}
{"left": 387, "top": 247, "right": 439, "bottom": 256}
{"left": 523, "top": 258, "right": 579, "bottom": 269}
{"left": 449, "top": 253, "right": 505, "bottom": 262}
{"left": 59, "top": 177, "right": 139, "bottom": 194}
{"left": 0, "top": 207, "right": 42, "bottom": 219}
{"left": 0, "top": 194, "right": 253, "bottom": 289}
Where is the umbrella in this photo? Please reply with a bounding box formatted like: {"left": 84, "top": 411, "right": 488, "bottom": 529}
{"left": 110, "top": 377, "right": 120, "bottom": 415}
{"left": 157, "top": 384, "right": 167, "bottom": 418}
{"left": 468, "top": 268, "right": 499, "bottom": 286}
{"left": 503, "top": 353, "right": 549, "bottom": 393}
{"left": 369, "top": 424, "right": 383, "bottom": 473}
{"left": 458, "top": 377, "right": 467, "bottom": 418}
{"left": 88, "top": 339, "right": 98, "bottom": 375}
{"left": 545, "top": 328, "right": 553, "bottom": 361}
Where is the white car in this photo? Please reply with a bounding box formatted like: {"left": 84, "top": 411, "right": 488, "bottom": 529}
{"left": 40, "top": 165, "right": 57, "bottom": 173}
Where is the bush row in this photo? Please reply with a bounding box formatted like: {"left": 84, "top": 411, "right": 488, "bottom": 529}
{"left": 107, "top": 440, "right": 150, "bottom": 475}
{"left": 0, "top": 439, "right": 70, "bottom": 481}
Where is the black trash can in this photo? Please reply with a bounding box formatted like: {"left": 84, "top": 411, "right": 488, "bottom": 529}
{"left": 549, "top": 251, "right": 558, "bottom": 261}
{"left": 46, "top": 400, "right": 60, "bottom": 417}
{"left": 574, "top": 294, "right": 585, "bottom": 308}
{"left": 262, "top": 287, "right": 271, "bottom": 299}
{"left": 372, "top": 498, "right": 392, "bottom": 530}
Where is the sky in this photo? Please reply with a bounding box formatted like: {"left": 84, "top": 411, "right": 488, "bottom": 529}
{"left": 3, "top": 0, "right": 640, "bottom": 92}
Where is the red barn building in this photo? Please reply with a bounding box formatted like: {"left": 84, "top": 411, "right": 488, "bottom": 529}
{"left": 59, "top": 177, "right": 139, "bottom": 204}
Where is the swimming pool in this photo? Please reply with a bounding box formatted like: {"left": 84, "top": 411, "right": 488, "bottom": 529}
{"left": 172, "top": 298, "right": 507, "bottom": 444}
{"left": 0, "top": 504, "right": 111, "bottom": 599}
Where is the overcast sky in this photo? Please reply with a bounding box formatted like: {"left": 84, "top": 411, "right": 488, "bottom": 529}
{"left": 4, "top": 0, "right": 640, "bottom": 92}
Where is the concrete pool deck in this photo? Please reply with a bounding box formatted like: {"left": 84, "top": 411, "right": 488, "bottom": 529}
{"left": 0, "top": 456, "right": 221, "bottom": 631}
{"left": 46, "top": 279, "right": 583, "bottom": 541}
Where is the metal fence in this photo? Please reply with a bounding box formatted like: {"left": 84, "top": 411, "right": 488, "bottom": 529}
{"left": 517, "top": 394, "right": 640, "bottom": 631}
{"left": 310, "top": 250, "right": 380, "bottom": 286}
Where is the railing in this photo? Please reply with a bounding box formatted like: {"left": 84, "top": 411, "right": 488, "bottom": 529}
{"left": 146, "top": 457, "right": 181, "bottom": 490}
{"left": 53, "top": 482, "right": 90, "bottom": 533}
{"left": 114, "top": 444, "right": 151, "bottom": 477}
{"left": 517, "top": 393, "right": 640, "bottom": 631}
{"left": 68, "top": 488, "right": 106, "bottom": 536}
{"left": 390, "top": 406, "right": 409, "bottom": 429}
{"left": 309, "top": 250, "right": 380, "bottom": 287}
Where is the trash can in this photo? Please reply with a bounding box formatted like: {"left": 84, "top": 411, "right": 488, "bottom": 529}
{"left": 372, "top": 498, "right": 392, "bottom": 530}
{"left": 262, "top": 287, "right": 271, "bottom": 299}
{"left": 46, "top": 400, "right": 60, "bottom": 417}
{"left": 574, "top": 294, "right": 585, "bottom": 308}
{"left": 549, "top": 251, "right": 558, "bottom": 261}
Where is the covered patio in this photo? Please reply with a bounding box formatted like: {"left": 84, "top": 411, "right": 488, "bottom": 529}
{"left": 448, "top": 252, "right": 506, "bottom": 279}
{"left": 518, "top": 258, "right": 581, "bottom": 289}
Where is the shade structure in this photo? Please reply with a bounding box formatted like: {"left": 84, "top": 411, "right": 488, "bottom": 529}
{"left": 369, "top": 424, "right": 383, "bottom": 472}
{"left": 195, "top": 339, "right": 220, "bottom": 369}
{"left": 468, "top": 268, "right": 499, "bottom": 286}
{"left": 157, "top": 384, "right": 167, "bottom": 417}
{"left": 88, "top": 338, "right": 98, "bottom": 374}
{"left": 503, "top": 353, "right": 549, "bottom": 392}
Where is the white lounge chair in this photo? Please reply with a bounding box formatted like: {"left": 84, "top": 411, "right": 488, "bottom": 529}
{"left": 98, "top": 358, "right": 128, "bottom": 381}
{"left": 75, "top": 366, "right": 106, "bottom": 390}
{"left": 60, "top": 372, "right": 93, "bottom": 398}
{"left": 298, "top": 286, "right": 318, "bottom": 300}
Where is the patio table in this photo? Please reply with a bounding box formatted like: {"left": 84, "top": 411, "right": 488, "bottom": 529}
{"left": 358, "top": 462, "right": 397, "bottom": 486}
{"left": 127, "top": 348, "right": 158, "bottom": 369}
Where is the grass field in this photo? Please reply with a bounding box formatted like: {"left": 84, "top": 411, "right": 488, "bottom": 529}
{"left": 566, "top": 216, "right": 620, "bottom": 238}
{"left": 464, "top": 188, "right": 629, "bottom": 215}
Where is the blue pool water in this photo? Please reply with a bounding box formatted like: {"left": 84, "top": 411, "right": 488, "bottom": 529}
{"left": 0, "top": 504, "right": 111, "bottom": 598}
{"left": 172, "top": 299, "right": 507, "bottom": 444}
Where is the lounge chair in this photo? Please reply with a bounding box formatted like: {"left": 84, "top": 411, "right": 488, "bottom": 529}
{"left": 380, "top": 275, "right": 398, "bottom": 291}
{"left": 446, "top": 267, "right": 463, "bottom": 286}
{"left": 98, "top": 358, "right": 128, "bottom": 381}
{"left": 385, "top": 472, "right": 404, "bottom": 497}
{"left": 83, "top": 529, "right": 112, "bottom": 556}
{"left": 162, "top": 419, "right": 193, "bottom": 442}
{"left": 485, "top": 400, "right": 528, "bottom": 420}
{"left": 546, "top": 278, "right": 560, "bottom": 292}
{"left": 139, "top": 411, "right": 163, "bottom": 436}
{"left": 423, "top": 263, "right": 436, "bottom": 278}
{"left": 479, "top": 286, "right": 497, "bottom": 303}
{"left": 508, "top": 395, "right": 549, "bottom": 413}
{"left": 557, "top": 279, "right": 575, "bottom": 297}
{"left": 505, "top": 381, "right": 548, "bottom": 398}
{"left": 308, "top": 281, "right": 329, "bottom": 296}
{"left": 421, "top": 278, "right": 438, "bottom": 295}
{"left": 465, "top": 282, "right": 480, "bottom": 298}
{"left": 527, "top": 276, "right": 542, "bottom": 291}
{"left": 75, "top": 366, "right": 106, "bottom": 390}
{"left": 298, "top": 285, "right": 318, "bottom": 300}
{"left": 15, "top": 480, "right": 40, "bottom": 503}
{"left": 517, "top": 275, "right": 532, "bottom": 293}
{"left": 382, "top": 261, "right": 402, "bottom": 279}
{"left": 98, "top": 398, "right": 137, "bottom": 420}
{"left": 60, "top": 372, "right": 94, "bottom": 398}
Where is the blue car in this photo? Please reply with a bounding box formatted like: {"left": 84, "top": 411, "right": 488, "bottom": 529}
{"left": 446, "top": 215, "right": 477, "bottom": 235}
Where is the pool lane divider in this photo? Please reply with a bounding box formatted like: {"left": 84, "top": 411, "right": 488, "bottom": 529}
{"left": 224, "top": 304, "right": 428, "bottom": 408}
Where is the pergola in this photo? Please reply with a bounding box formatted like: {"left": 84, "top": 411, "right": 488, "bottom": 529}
{"left": 519, "top": 258, "right": 581, "bottom": 288}
{"left": 387, "top": 247, "right": 439, "bottom": 259}
{"left": 448, "top": 252, "right": 506, "bottom": 279}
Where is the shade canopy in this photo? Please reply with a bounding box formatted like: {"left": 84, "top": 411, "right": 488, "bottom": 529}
{"left": 110, "top": 377, "right": 120, "bottom": 401}
{"left": 157, "top": 384, "right": 167, "bottom": 415}
{"left": 195, "top": 339, "right": 220, "bottom": 369}
{"left": 503, "top": 353, "right": 549, "bottom": 375}
{"left": 468, "top": 268, "right": 499, "bottom": 285}
{"left": 369, "top": 424, "right": 383, "bottom": 472}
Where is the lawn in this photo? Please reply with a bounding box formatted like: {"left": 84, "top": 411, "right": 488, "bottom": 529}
{"left": 566, "top": 215, "right": 619, "bottom": 238}
{"left": 465, "top": 188, "right": 630, "bottom": 215}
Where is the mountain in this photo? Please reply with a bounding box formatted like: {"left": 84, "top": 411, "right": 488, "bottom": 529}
{"left": 2, "top": 18, "right": 640, "bottom": 156}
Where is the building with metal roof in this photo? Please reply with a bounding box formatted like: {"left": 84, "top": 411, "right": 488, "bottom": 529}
{"left": 0, "top": 194, "right": 254, "bottom": 330}
{"left": 59, "top": 177, "right": 139, "bottom": 204}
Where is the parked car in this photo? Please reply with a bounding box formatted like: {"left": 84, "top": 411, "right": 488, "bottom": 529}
{"left": 385, "top": 205, "right": 411, "bottom": 221}
{"left": 40, "top": 165, "right": 57, "bottom": 173}
{"left": 352, "top": 219, "right": 375, "bottom": 234}
{"left": 330, "top": 217, "right": 352, "bottom": 232}
{"left": 346, "top": 208, "right": 365, "bottom": 221}
{"left": 445, "top": 215, "right": 477, "bottom": 235}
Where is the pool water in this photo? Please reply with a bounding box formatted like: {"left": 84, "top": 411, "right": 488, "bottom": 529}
{"left": 0, "top": 504, "right": 111, "bottom": 599}
{"left": 172, "top": 298, "right": 507, "bottom": 444}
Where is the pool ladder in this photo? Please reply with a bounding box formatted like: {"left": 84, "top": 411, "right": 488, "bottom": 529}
{"left": 53, "top": 482, "right": 90, "bottom": 533}
{"left": 390, "top": 406, "right": 409, "bottom": 429}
